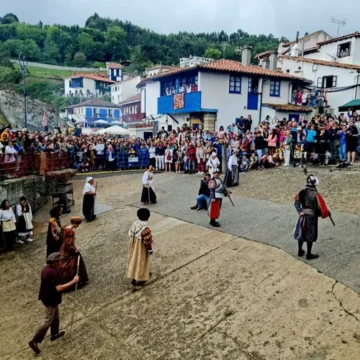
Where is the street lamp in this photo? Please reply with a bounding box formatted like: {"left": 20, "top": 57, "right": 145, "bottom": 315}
{"left": 18, "top": 54, "right": 28, "bottom": 128}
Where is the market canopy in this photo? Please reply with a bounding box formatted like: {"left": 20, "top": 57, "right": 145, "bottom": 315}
{"left": 98, "top": 125, "right": 130, "bottom": 135}
{"left": 110, "top": 120, "right": 122, "bottom": 125}
{"left": 94, "top": 119, "right": 109, "bottom": 125}
{"left": 338, "top": 99, "right": 360, "bottom": 111}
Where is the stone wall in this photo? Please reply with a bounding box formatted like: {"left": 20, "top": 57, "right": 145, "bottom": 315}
{"left": 0, "top": 169, "right": 75, "bottom": 213}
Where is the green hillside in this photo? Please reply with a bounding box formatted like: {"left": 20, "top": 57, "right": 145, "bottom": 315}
{"left": 0, "top": 12, "right": 285, "bottom": 74}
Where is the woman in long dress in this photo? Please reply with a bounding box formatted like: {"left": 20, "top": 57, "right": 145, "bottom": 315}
{"left": 46, "top": 205, "right": 63, "bottom": 257}
{"left": 16, "top": 196, "right": 33, "bottom": 243}
{"left": 59, "top": 217, "right": 88, "bottom": 291}
{"left": 141, "top": 165, "right": 157, "bottom": 205}
{"left": 0, "top": 199, "right": 17, "bottom": 252}
{"left": 82, "top": 177, "right": 97, "bottom": 222}
{"left": 127, "top": 208, "right": 153, "bottom": 287}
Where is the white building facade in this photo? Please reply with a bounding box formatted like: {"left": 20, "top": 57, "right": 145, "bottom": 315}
{"left": 139, "top": 57, "right": 312, "bottom": 131}
{"left": 64, "top": 74, "right": 115, "bottom": 98}
{"left": 110, "top": 76, "right": 141, "bottom": 104}
{"left": 277, "top": 32, "right": 360, "bottom": 113}
{"left": 179, "top": 56, "right": 214, "bottom": 68}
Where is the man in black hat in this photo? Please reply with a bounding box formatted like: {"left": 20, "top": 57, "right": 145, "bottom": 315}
{"left": 29, "top": 252, "right": 79, "bottom": 355}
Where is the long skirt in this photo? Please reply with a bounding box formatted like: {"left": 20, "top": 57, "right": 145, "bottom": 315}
{"left": 209, "top": 198, "right": 222, "bottom": 220}
{"left": 127, "top": 237, "right": 150, "bottom": 282}
{"left": 83, "top": 194, "right": 96, "bottom": 221}
{"left": 0, "top": 230, "right": 16, "bottom": 251}
{"left": 58, "top": 253, "right": 89, "bottom": 291}
{"left": 141, "top": 186, "right": 157, "bottom": 204}
{"left": 225, "top": 165, "right": 239, "bottom": 187}
{"left": 17, "top": 214, "right": 33, "bottom": 237}
{"left": 294, "top": 215, "right": 318, "bottom": 242}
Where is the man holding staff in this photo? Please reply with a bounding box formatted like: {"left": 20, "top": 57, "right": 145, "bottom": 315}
{"left": 28, "top": 252, "right": 79, "bottom": 355}
{"left": 82, "top": 177, "right": 97, "bottom": 222}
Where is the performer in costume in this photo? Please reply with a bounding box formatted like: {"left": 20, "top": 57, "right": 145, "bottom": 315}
{"left": 225, "top": 149, "right": 239, "bottom": 187}
{"left": 82, "top": 177, "right": 97, "bottom": 222}
{"left": 294, "top": 175, "right": 328, "bottom": 259}
{"left": 0, "top": 199, "right": 17, "bottom": 252}
{"left": 16, "top": 196, "right": 34, "bottom": 243}
{"left": 141, "top": 165, "right": 157, "bottom": 205}
{"left": 206, "top": 152, "right": 220, "bottom": 178}
{"left": 127, "top": 208, "right": 153, "bottom": 287}
{"left": 58, "top": 217, "right": 88, "bottom": 291}
{"left": 28, "top": 252, "right": 80, "bottom": 355}
{"left": 46, "top": 206, "right": 63, "bottom": 257}
{"left": 208, "top": 171, "right": 228, "bottom": 227}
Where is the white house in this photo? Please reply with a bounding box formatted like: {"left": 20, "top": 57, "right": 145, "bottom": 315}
{"left": 143, "top": 65, "right": 177, "bottom": 78}
{"left": 138, "top": 48, "right": 312, "bottom": 131}
{"left": 277, "top": 32, "right": 360, "bottom": 112}
{"left": 107, "top": 62, "right": 123, "bottom": 82}
{"left": 110, "top": 76, "right": 141, "bottom": 104}
{"left": 64, "top": 73, "right": 115, "bottom": 98}
{"left": 179, "top": 56, "right": 214, "bottom": 68}
{"left": 65, "top": 99, "right": 121, "bottom": 127}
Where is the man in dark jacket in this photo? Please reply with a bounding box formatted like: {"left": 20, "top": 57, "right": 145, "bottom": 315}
{"left": 190, "top": 174, "right": 211, "bottom": 210}
{"left": 29, "top": 252, "right": 79, "bottom": 355}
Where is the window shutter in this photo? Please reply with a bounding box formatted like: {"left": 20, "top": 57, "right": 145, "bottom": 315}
{"left": 332, "top": 76, "right": 337, "bottom": 87}
{"left": 317, "top": 77, "right": 323, "bottom": 88}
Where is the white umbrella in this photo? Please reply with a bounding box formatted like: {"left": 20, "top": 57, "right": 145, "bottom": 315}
{"left": 110, "top": 120, "right": 122, "bottom": 125}
{"left": 94, "top": 119, "right": 109, "bottom": 125}
{"left": 98, "top": 125, "right": 130, "bottom": 135}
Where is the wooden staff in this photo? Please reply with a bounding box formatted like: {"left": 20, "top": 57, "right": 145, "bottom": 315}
{"left": 70, "top": 254, "right": 81, "bottom": 334}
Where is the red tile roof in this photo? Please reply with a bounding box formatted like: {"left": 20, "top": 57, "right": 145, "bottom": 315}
{"left": 281, "top": 55, "right": 360, "bottom": 71}
{"left": 263, "top": 103, "right": 313, "bottom": 113}
{"left": 317, "top": 32, "right": 360, "bottom": 46}
{"left": 198, "top": 59, "right": 312, "bottom": 82}
{"left": 119, "top": 93, "right": 141, "bottom": 105}
{"left": 107, "top": 62, "right": 124, "bottom": 69}
{"left": 68, "top": 73, "right": 115, "bottom": 84}
{"left": 138, "top": 59, "right": 312, "bottom": 85}
{"left": 255, "top": 50, "right": 272, "bottom": 59}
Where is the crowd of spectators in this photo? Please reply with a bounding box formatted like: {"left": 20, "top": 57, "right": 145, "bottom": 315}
{"left": 1, "top": 110, "right": 359, "bottom": 176}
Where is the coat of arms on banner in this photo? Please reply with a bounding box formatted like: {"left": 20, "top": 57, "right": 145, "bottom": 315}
{"left": 173, "top": 93, "right": 185, "bottom": 110}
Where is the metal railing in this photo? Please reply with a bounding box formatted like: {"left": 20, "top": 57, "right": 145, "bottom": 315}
{"left": 0, "top": 153, "right": 72, "bottom": 180}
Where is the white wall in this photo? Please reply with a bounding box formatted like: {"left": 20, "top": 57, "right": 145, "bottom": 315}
{"left": 64, "top": 78, "right": 96, "bottom": 97}
{"left": 110, "top": 76, "right": 141, "bottom": 104}
{"left": 145, "top": 81, "right": 160, "bottom": 116}
{"left": 282, "top": 57, "right": 359, "bottom": 113}
{"left": 262, "top": 79, "right": 291, "bottom": 104}
{"left": 200, "top": 71, "right": 259, "bottom": 129}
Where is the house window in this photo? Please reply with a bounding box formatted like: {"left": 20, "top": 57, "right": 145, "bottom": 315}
{"left": 229, "top": 76, "right": 241, "bottom": 94}
{"left": 337, "top": 42, "right": 351, "bottom": 58}
{"left": 93, "top": 108, "right": 98, "bottom": 117}
{"left": 317, "top": 76, "right": 337, "bottom": 89}
{"left": 270, "top": 80, "right": 281, "bottom": 97}
{"left": 108, "top": 109, "right": 112, "bottom": 118}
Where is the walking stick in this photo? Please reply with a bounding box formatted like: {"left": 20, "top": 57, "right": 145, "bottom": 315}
{"left": 89, "top": 182, "right": 97, "bottom": 220}
{"left": 70, "top": 254, "right": 81, "bottom": 334}
{"left": 302, "top": 165, "right": 335, "bottom": 226}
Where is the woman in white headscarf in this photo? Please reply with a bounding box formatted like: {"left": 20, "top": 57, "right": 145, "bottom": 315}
{"left": 82, "top": 177, "right": 97, "bottom": 221}
{"left": 141, "top": 165, "right": 157, "bottom": 205}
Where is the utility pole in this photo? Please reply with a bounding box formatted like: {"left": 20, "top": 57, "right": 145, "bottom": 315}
{"left": 18, "top": 54, "right": 28, "bottom": 128}
{"left": 221, "top": 42, "right": 228, "bottom": 59}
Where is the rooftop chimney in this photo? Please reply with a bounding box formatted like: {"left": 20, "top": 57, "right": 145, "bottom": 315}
{"left": 269, "top": 50, "right": 278, "bottom": 71}
{"left": 241, "top": 45, "right": 252, "bottom": 66}
{"left": 262, "top": 56, "right": 270, "bottom": 70}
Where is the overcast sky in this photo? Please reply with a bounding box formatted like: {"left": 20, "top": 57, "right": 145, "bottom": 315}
{"left": 2, "top": 0, "right": 358, "bottom": 40}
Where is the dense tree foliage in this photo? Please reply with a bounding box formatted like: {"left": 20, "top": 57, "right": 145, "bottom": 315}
{"left": 0, "top": 13, "right": 285, "bottom": 72}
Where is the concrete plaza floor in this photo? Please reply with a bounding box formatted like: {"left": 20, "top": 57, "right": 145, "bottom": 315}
{"left": 1, "top": 172, "right": 360, "bottom": 360}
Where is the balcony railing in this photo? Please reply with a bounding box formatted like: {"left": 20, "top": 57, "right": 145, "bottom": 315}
{"left": 0, "top": 153, "right": 72, "bottom": 180}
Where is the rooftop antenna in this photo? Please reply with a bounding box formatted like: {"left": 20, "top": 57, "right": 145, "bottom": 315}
{"left": 329, "top": 16, "right": 346, "bottom": 37}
